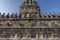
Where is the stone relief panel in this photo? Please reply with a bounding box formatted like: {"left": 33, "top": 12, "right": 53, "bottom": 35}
{"left": 0, "top": 21, "right": 3, "bottom": 26}
{"left": 39, "top": 20, "right": 49, "bottom": 28}
{"left": 7, "top": 21, "right": 13, "bottom": 26}
{"left": 0, "top": 28, "right": 60, "bottom": 38}
{"left": 49, "top": 21, "right": 60, "bottom": 28}
{"left": 19, "top": 20, "right": 25, "bottom": 28}
{"left": 19, "top": 20, "right": 29, "bottom": 28}
{"left": 28, "top": 20, "right": 37, "bottom": 28}
{"left": 3, "top": 21, "right": 14, "bottom": 28}
{"left": 0, "top": 20, "right": 60, "bottom": 28}
{"left": 37, "top": 20, "right": 60, "bottom": 28}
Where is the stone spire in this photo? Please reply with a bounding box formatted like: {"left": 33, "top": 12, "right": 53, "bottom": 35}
{"left": 20, "top": 0, "right": 40, "bottom": 18}
{"left": 24, "top": 0, "right": 34, "bottom": 4}
{"left": 25, "top": 0, "right": 34, "bottom": 2}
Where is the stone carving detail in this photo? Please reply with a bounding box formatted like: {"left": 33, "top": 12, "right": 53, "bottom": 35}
{"left": 0, "top": 0, "right": 60, "bottom": 40}
{"left": 31, "top": 20, "right": 37, "bottom": 26}
{"left": 7, "top": 22, "right": 13, "bottom": 26}
{"left": 28, "top": 20, "right": 37, "bottom": 27}
{"left": 39, "top": 21, "right": 48, "bottom": 26}
{"left": 0, "top": 29, "right": 60, "bottom": 38}
{"left": 0, "top": 21, "right": 3, "bottom": 26}
{"left": 19, "top": 21, "right": 25, "bottom": 28}
{"left": 49, "top": 21, "right": 60, "bottom": 28}
{"left": 0, "top": 20, "right": 60, "bottom": 28}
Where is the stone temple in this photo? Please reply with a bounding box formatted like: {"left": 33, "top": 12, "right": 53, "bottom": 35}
{"left": 0, "top": 0, "right": 60, "bottom": 40}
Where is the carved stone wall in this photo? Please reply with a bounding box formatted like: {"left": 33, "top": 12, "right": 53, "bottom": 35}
{"left": 0, "top": 19, "right": 60, "bottom": 28}
{"left": 0, "top": 28, "right": 60, "bottom": 38}
{"left": 0, "top": 0, "right": 60, "bottom": 40}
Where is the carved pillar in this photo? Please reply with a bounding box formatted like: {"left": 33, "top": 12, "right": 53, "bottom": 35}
{"left": 36, "top": 34, "right": 38, "bottom": 38}
{"left": 39, "top": 34, "right": 43, "bottom": 39}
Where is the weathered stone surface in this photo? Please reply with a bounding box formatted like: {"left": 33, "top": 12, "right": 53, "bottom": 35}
{"left": 0, "top": 0, "right": 60, "bottom": 40}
